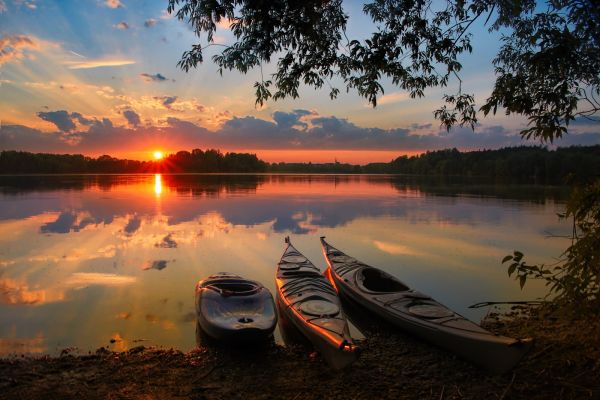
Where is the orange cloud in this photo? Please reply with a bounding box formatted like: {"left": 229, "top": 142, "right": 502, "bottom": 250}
{"left": 0, "top": 34, "right": 39, "bottom": 65}
{"left": 64, "top": 59, "right": 136, "bottom": 69}
{"left": 104, "top": 0, "right": 123, "bottom": 8}
{"left": 110, "top": 332, "right": 129, "bottom": 352}
{"left": 0, "top": 277, "right": 65, "bottom": 305}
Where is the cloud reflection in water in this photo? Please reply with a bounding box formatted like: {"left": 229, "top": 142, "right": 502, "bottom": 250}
{"left": 0, "top": 174, "right": 569, "bottom": 355}
{"left": 65, "top": 273, "right": 137, "bottom": 289}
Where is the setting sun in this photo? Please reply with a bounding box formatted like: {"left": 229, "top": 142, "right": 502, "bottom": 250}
{"left": 153, "top": 151, "right": 164, "bottom": 160}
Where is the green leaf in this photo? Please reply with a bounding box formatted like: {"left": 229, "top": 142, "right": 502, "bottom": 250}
{"left": 514, "top": 251, "right": 524, "bottom": 259}
{"left": 508, "top": 263, "right": 517, "bottom": 276}
{"left": 519, "top": 275, "right": 527, "bottom": 290}
{"left": 502, "top": 255, "right": 513, "bottom": 263}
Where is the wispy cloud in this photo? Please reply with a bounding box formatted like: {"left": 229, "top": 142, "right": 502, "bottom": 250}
{"left": 373, "top": 240, "right": 421, "bottom": 256}
{"left": 64, "top": 58, "right": 135, "bottom": 69}
{"left": 0, "top": 0, "right": 7, "bottom": 13}
{"left": 410, "top": 123, "right": 433, "bottom": 130}
{"left": 139, "top": 72, "right": 168, "bottom": 82}
{"left": 23, "top": 80, "right": 115, "bottom": 96}
{"left": 66, "top": 273, "right": 136, "bottom": 289}
{"left": 69, "top": 50, "right": 86, "bottom": 58}
{"left": 377, "top": 91, "right": 410, "bottom": 106}
{"left": 14, "top": 0, "right": 36, "bottom": 10}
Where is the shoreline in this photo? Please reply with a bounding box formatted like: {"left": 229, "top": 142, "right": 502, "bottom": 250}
{"left": 1, "top": 308, "right": 597, "bottom": 399}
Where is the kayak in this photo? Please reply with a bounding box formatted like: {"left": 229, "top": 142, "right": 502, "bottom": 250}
{"left": 195, "top": 272, "right": 277, "bottom": 342}
{"left": 276, "top": 237, "right": 359, "bottom": 369}
{"left": 320, "top": 237, "right": 533, "bottom": 374}
{"left": 275, "top": 295, "right": 314, "bottom": 349}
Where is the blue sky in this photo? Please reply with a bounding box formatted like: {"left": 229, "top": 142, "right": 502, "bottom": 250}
{"left": 0, "top": 0, "right": 598, "bottom": 163}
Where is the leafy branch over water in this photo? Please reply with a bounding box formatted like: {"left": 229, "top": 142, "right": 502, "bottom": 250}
{"left": 169, "top": 0, "right": 600, "bottom": 141}
{"left": 504, "top": 180, "right": 600, "bottom": 312}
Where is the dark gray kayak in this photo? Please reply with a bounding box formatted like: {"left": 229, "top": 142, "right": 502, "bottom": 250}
{"left": 195, "top": 272, "right": 277, "bottom": 342}
{"left": 276, "top": 238, "right": 359, "bottom": 369}
{"left": 320, "top": 237, "right": 533, "bottom": 374}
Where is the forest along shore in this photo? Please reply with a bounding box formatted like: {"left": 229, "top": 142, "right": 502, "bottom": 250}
{"left": 0, "top": 308, "right": 598, "bottom": 400}
{"left": 1, "top": 146, "right": 599, "bottom": 183}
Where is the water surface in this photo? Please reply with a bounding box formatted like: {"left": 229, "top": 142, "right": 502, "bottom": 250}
{"left": 0, "top": 174, "right": 569, "bottom": 355}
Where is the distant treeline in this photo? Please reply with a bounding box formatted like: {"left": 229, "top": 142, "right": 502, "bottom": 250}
{"left": 269, "top": 161, "right": 364, "bottom": 174}
{"left": 387, "top": 146, "right": 600, "bottom": 183}
{"left": 1, "top": 146, "right": 599, "bottom": 183}
{"left": 0, "top": 149, "right": 267, "bottom": 174}
{"left": 271, "top": 146, "right": 600, "bottom": 183}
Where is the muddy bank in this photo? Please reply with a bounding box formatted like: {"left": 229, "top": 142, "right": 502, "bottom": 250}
{"left": 1, "top": 308, "right": 598, "bottom": 400}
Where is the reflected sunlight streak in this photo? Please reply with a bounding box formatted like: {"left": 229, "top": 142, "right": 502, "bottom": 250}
{"left": 154, "top": 174, "right": 162, "bottom": 196}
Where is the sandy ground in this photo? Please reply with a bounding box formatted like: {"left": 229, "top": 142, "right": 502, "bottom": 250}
{"left": 1, "top": 307, "right": 598, "bottom": 400}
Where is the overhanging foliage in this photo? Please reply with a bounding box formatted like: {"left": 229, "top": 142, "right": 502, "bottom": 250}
{"left": 168, "top": 0, "right": 599, "bottom": 141}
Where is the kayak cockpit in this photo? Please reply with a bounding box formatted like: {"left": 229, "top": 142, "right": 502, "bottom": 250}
{"left": 205, "top": 281, "right": 261, "bottom": 296}
{"left": 358, "top": 267, "right": 409, "bottom": 293}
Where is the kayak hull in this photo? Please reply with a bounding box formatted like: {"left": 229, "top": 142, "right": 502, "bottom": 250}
{"left": 195, "top": 272, "right": 277, "bottom": 343}
{"left": 276, "top": 239, "right": 359, "bottom": 369}
{"left": 321, "top": 237, "right": 532, "bottom": 374}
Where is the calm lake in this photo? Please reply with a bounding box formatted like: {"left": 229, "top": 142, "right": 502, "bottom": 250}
{"left": 0, "top": 174, "right": 569, "bottom": 355}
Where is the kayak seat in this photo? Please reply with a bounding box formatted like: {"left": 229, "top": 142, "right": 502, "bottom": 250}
{"left": 359, "top": 268, "right": 409, "bottom": 293}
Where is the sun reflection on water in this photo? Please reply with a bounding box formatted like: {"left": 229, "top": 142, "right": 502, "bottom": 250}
{"left": 154, "top": 174, "right": 162, "bottom": 196}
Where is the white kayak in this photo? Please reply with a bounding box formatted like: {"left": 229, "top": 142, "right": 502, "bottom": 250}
{"left": 320, "top": 237, "right": 533, "bottom": 374}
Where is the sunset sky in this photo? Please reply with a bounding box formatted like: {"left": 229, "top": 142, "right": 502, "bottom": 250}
{"left": 1, "top": 0, "right": 598, "bottom": 163}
